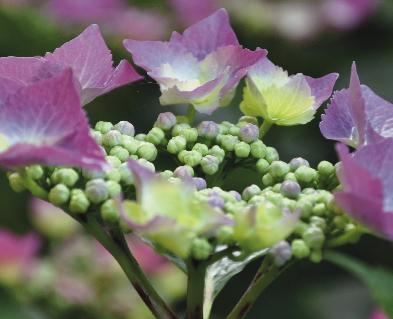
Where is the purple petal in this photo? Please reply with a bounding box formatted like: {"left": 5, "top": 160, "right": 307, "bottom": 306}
{"left": 127, "top": 159, "right": 155, "bottom": 193}
{"left": 0, "top": 69, "right": 106, "bottom": 170}
{"left": 169, "top": 8, "right": 239, "bottom": 60}
{"left": 304, "top": 72, "right": 339, "bottom": 107}
{"left": 45, "top": 24, "right": 142, "bottom": 104}
{"left": 170, "top": 0, "right": 218, "bottom": 26}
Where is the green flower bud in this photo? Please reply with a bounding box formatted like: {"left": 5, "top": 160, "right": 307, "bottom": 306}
{"left": 160, "top": 170, "right": 173, "bottom": 179}
{"left": 69, "top": 189, "right": 90, "bottom": 214}
{"left": 310, "top": 250, "right": 322, "bottom": 263}
{"left": 82, "top": 169, "right": 105, "bottom": 180}
{"left": 296, "top": 199, "right": 313, "bottom": 219}
{"left": 102, "top": 130, "right": 122, "bottom": 147}
{"left": 209, "top": 145, "right": 225, "bottom": 162}
{"left": 138, "top": 158, "right": 155, "bottom": 172}
{"left": 192, "top": 143, "right": 209, "bottom": 156}
{"left": 265, "top": 147, "right": 279, "bottom": 163}
{"left": 262, "top": 173, "right": 274, "bottom": 186}
{"left": 218, "top": 123, "right": 230, "bottom": 134}
{"left": 272, "top": 183, "right": 282, "bottom": 193}
{"left": 295, "top": 166, "right": 317, "bottom": 185}
{"left": 221, "top": 135, "right": 239, "bottom": 152}
{"left": 289, "top": 157, "right": 309, "bottom": 171}
{"left": 137, "top": 143, "right": 157, "bottom": 161}
{"left": 51, "top": 168, "right": 79, "bottom": 187}
{"left": 291, "top": 239, "right": 310, "bottom": 259}
{"left": 284, "top": 172, "right": 297, "bottom": 182}
{"left": 85, "top": 179, "right": 109, "bottom": 204}
{"left": 229, "top": 126, "right": 240, "bottom": 136}
{"left": 119, "top": 163, "right": 134, "bottom": 185}
{"left": 101, "top": 199, "right": 120, "bottom": 223}
{"left": 174, "top": 165, "right": 194, "bottom": 178}
{"left": 113, "top": 121, "right": 135, "bottom": 136}
{"left": 167, "top": 136, "right": 187, "bottom": 154}
{"left": 270, "top": 241, "right": 292, "bottom": 266}
{"left": 95, "top": 121, "right": 113, "bottom": 134}
{"left": 242, "top": 184, "right": 261, "bottom": 201}
{"left": 256, "top": 158, "right": 270, "bottom": 174}
{"left": 106, "top": 156, "right": 122, "bottom": 169}
{"left": 109, "top": 146, "right": 130, "bottom": 162}
{"left": 135, "top": 133, "right": 147, "bottom": 141}
{"left": 317, "top": 161, "right": 335, "bottom": 177}
{"left": 302, "top": 226, "right": 325, "bottom": 249}
{"left": 105, "top": 168, "right": 121, "bottom": 182}
{"left": 234, "top": 141, "right": 251, "bottom": 158}
{"left": 91, "top": 130, "right": 102, "bottom": 144}
{"left": 155, "top": 112, "right": 177, "bottom": 130}
{"left": 146, "top": 127, "right": 165, "bottom": 145}
{"left": 250, "top": 140, "right": 267, "bottom": 158}
{"left": 121, "top": 136, "right": 139, "bottom": 154}
{"left": 201, "top": 155, "right": 220, "bottom": 175}
{"left": 172, "top": 123, "right": 191, "bottom": 136}
{"left": 312, "top": 203, "right": 326, "bottom": 216}
{"left": 106, "top": 181, "right": 121, "bottom": 197}
{"left": 310, "top": 216, "right": 327, "bottom": 231}
{"left": 333, "top": 216, "right": 347, "bottom": 229}
{"left": 8, "top": 172, "right": 25, "bottom": 192}
{"left": 48, "top": 184, "right": 70, "bottom": 206}
{"left": 179, "top": 128, "right": 198, "bottom": 143}
{"left": 191, "top": 238, "right": 213, "bottom": 260}
{"left": 26, "top": 165, "right": 44, "bottom": 180}
{"left": 270, "top": 161, "right": 290, "bottom": 180}
{"left": 182, "top": 150, "right": 202, "bottom": 167}
{"left": 238, "top": 116, "right": 259, "bottom": 126}
{"left": 216, "top": 226, "right": 235, "bottom": 244}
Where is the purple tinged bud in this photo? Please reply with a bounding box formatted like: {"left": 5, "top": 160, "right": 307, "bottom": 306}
{"left": 270, "top": 241, "right": 292, "bottom": 267}
{"left": 114, "top": 121, "right": 135, "bottom": 136}
{"left": 242, "top": 184, "right": 261, "bottom": 201}
{"left": 239, "top": 123, "right": 259, "bottom": 143}
{"left": 229, "top": 190, "right": 241, "bottom": 201}
{"left": 197, "top": 121, "right": 219, "bottom": 139}
{"left": 85, "top": 179, "right": 109, "bottom": 204}
{"left": 280, "top": 180, "right": 301, "bottom": 199}
{"left": 155, "top": 112, "right": 177, "bottom": 130}
{"left": 208, "top": 194, "right": 225, "bottom": 209}
{"left": 103, "top": 130, "right": 122, "bottom": 147}
{"left": 174, "top": 165, "right": 194, "bottom": 179}
{"left": 289, "top": 157, "right": 310, "bottom": 171}
{"left": 193, "top": 177, "right": 207, "bottom": 190}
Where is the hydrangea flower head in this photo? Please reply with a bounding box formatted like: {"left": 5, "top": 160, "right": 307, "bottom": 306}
{"left": 241, "top": 58, "right": 338, "bottom": 126}
{"left": 320, "top": 63, "right": 393, "bottom": 148}
{"left": 124, "top": 8, "right": 267, "bottom": 115}
{"left": 335, "top": 141, "right": 393, "bottom": 240}
{"left": 0, "top": 69, "right": 106, "bottom": 170}
{"left": 121, "top": 160, "right": 232, "bottom": 258}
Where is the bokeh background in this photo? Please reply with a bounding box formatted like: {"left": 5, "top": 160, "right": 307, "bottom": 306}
{"left": 0, "top": 0, "right": 393, "bottom": 318}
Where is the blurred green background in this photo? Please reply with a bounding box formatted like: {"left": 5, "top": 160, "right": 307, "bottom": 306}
{"left": 0, "top": 0, "right": 393, "bottom": 318}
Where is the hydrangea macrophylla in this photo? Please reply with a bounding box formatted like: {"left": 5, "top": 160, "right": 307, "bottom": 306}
{"left": 121, "top": 160, "right": 232, "bottom": 258}
{"left": 320, "top": 63, "right": 393, "bottom": 148}
{"left": 170, "top": 0, "right": 217, "bottom": 26}
{"left": 240, "top": 58, "right": 338, "bottom": 126}
{"left": 0, "top": 69, "right": 106, "bottom": 170}
{"left": 124, "top": 9, "right": 267, "bottom": 115}
{"left": 0, "top": 230, "right": 40, "bottom": 285}
{"left": 335, "top": 142, "right": 393, "bottom": 240}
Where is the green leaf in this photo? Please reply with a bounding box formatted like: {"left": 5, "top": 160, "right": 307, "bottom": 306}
{"left": 203, "top": 247, "right": 269, "bottom": 319}
{"left": 325, "top": 251, "right": 393, "bottom": 317}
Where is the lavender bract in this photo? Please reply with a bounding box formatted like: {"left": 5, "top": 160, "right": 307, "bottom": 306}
{"left": 0, "top": 69, "right": 106, "bottom": 170}
{"left": 124, "top": 9, "right": 267, "bottom": 115}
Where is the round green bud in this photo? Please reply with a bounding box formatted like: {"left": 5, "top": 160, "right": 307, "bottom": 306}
{"left": 221, "top": 135, "right": 239, "bottom": 152}
{"left": 284, "top": 172, "right": 297, "bottom": 182}
{"left": 121, "top": 136, "right": 139, "bottom": 154}
{"left": 95, "top": 121, "right": 113, "bottom": 134}
{"left": 310, "top": 216, "right": 327, "bottom": 231}
{"left": 26, "top": 165, "right": 44, "bottom": 180}
{"left": 155, "top": 112, "right": 177, "bottom": 130}
{"left": 113, "top": 121, "right": 135, "bottom": 136}
{"left": 48, "top": 184, "right": 70, "bottom": 206}
{"left": 85, "top": 179, "right": 109, "bottom": 204}
{"left": 91, "top": 130, "right": 103, "bottom": 145}
{"left": 289, "top": 157, "right": 310, "bottom": 171}
{"left": 174, "top": 165, "right": 194, "bottom": 178}
{"left": 295, "top": 166, "right": 317, "bottom": 185}
{"left": 269, "top": 161, "right": 290, "bottom": 180}
{"left": 167, "top": 136, "right": 187, "bottom": 154}
{"left": 146, "top": 127, "right": 165, "bottom": 145}
{"left": 101, "top": 199, "right": 120, "bottom": 223}
{"left": 135, "top": 133, "right": 147, "bottom": 141}
{"left": 106, "top": 156, "right": 122, "bottom": 169}
{"left": 182, "top": 150, "right": 202, "bottom": 167}
{"left": 69, "top": 189, "right": 90, "bottom": 214}
{"left": 218, "top": 123, "right": 230, "bottom": 134}
{"left": 265, "top": 147, "right": 279, "bottom": 163}
{"left": 229, "top": 126, "right": 240, "bottom": 136}
{"left": 160, "top": 170, "right": 173, "bottom": 179}
{"left": 106, "top": 181, "right": 122, "bottom": 197}
{"left": 179, "top": 128, "right": 198, "bottom": 143}
{"left": 102, "top": 130, "right": 122, "bottom": 147}
{"left": 234, "top": 142, "right": 251, "bottom": 158}
{"left": 303, "top": 226, "right": 325, "bottom": 249}
{"left": 82, "top": 169, "right": 105, "bottom": 180}
{"left": 109, "top": 146, "right": 130, "bottom": 162}
{"left": 137, "top": 143, "right": 157, "bottom": 161}
{"left": 192, "top": 143, "right": 209, "bottom": 156}
{"left": 312, "top": 203, "right": 326, "bottom": 216}
{"left": 51, "top": 168, "right": 79, "bottom": 187}
{"left": 105, "top": 168, "right": 121, "bottom": 182}
{"left": 256, "top": 158, "right": 270, "bottom": 174}
{"left": 333, "top": 216, "right": 347, "bottom": 229}
{"left": 310, "top": 250, "right": 323, "bottom": 263}
{"left": 209, "top": 145, "right": 225, "bottom": 162}
{"left": 272, "top": 183, "right": 282, "bottom": 193}
{"left": 317, "top": 161, "right": 335, "bottom": 177}
{"left": 138, "top": 159, "right": 155, "bottom": 172}
{"left": 8, "top": 172, "right": 25, "bottom": 192}
{"left": 172, "top": 123, "right": 191, "bottom": 136}
{"left": 291, "top": 239, "right": 310, "bottom": 259}
{"left": 216, "top": 226, "right": 235, "bottom": 244}
{"left": 201, "top": 155, "right": 220, "bottom": 175}
{"left": 262, "top": 173, "right": 274, "bottom": 187}
{"left": 242, "top": 184, "right": 261, "bottom": 201}
{"left": 191, "top": 238, "right": 213, "bottom": 260}
{"left": 238, "top": 116, "right": 259, "bottom": 126}
{"left": 250, "top": 140, "right": 267, "bottom": 158}
{"left": 119, "top": 163, "right": 134, "bottom": 185}
{"left": 296, "top": 199, "right": 313, "bottom": 219}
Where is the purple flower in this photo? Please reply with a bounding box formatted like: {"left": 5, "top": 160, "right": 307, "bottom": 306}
{"left": 0, "top": 69, "right": 106, "bottom": 170}
{"left": 320, "top": 63, "right": 393, "bottom": 148}
{"left": 335, "top": 142, "right": 393, "bottom": 240}
{"left": 124, "top": 9, "right": 267, "bottom": 115}
{"left": 170, "top": 0, "right": 218, "bottom": 26}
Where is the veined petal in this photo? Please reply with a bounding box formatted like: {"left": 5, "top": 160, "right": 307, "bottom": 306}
{"left": 304, "top": 72, "right": 339, "bottom": 108}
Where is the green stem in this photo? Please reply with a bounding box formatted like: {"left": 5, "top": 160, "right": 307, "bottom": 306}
{"left": 186, "top": 105, "right": 196, "bottom": 124}
{"left": 19, "top": 170, "right": 48, "bottom": 199}
{"left": 259, "top": 121, "right": 273, "bottom": 139}
{"left": 226, "top": 256, "right": 286, "bottom": 319}
{"left": 83, "top": 216, "right": 178, "bottom": 319}
{"left": 325, "top": 227, "right": 363, "bottom": 248}
{"left": 186, "top": 260, "right": 207, "bottom": 319}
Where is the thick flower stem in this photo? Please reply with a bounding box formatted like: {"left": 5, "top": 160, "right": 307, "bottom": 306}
{"left": 19, "top": 171, "right": 48, "bottom": 199}
{"left": 226, "top": 256, "right": 286, "bottom": 319}
{"left": 259, "top": 121, "right": 273, "bottom": 139}
{"left": 83, "top": 216, "right": 178, "bottom": 319}
{"left": 186, "top": 260, "right": 207, "bottom": 319}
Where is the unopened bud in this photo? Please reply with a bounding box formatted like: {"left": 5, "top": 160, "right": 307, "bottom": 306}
{"left": 242, "top": 184, "right": 261, "bottom": 201}
{"left": 229, "top": 190, "right": 241, "bottom": 201}
{"left": 95, "top": 121, "right": 113, "bottom": 134}
{"left": 172, "top": 123, "right": 191, "bottom": 136}
{"left": 265, "top": 147, "right": 279, "bottom": 163}
{"left": 48, "top": 184, "right": 70, "bottom": 206}
{"left": 197, "top": 121, "right": 219, "bottom": 139}
{"left": 310, "top": 216, "right": 327, "bottom": 231}
{"left": 101, "top": 199, "right": 119, "bottom": 223}
{"left": 270, "top": 241, "right": 292, "bottom": 266}
{"left": 114, "top": 121, "right": 135, "bottom": 136}
{"left": 289, "top": 157, "right": 310, "bottom": 171}
{"left": 234, "top": 142, "right": 251, "bottom": 158}
{"left": 51, "top": 168, "right": 79, "bottom": 187}
{"left": 295, "top": 166, "right": 317, "bottom": 185}
{"left": 91, "top": 130, "right": 102, "bottom": 144}
{"left": 8, "top": 172, "right": 25, "bottom": 192}
{"left": 208, "top": 145, "right": 225, "bottom": 162}
{"left": 146, "top": 127, "right": 165, "bottom": 145}
{"left": 85, "top": 179, "right": 109, "bottom": 204}
{"left": 312, "top": 203, "right": 326, "bottom": 216}
{"left": 119, "top": 163, "right": 134, "bottom": 185}
{"left": 280, "top": 180, "right": 301, "bottom": 199}
{"left": 238, "top": 116, "right": 258, "bottom": 126}
{"left": 217, "top": 226, "right": 235, "bottom": 244}
{"left": 26, "top": 165, "right": 44, "bottom": 180}
{"left": 179, "top": 128, "right": 198, "bottom": 143}
{"left": 137, "top": 143, "right": 157, "bottom": 161}
{"left": 167, "top": 136, "right": 187, "bottom": 154}
{"left": 201, "top": 155, "right": 220, "bottom": 175}
{"left": 262, "top": 173, "right": 274, "bottom": 187}
{"left": 182, "top": 150, "right": 202, "bottom": 167}
{"left": 270, "top": 161, "right": 290, "bottom": 179}
{"left": 284, "top": 172, "right": 297, "bottom": 182}
{"left": 207, "top": 194, "right": 225, "bottom": 209}
{"left": 109, "top": 146, "right": 130, "bottom": 162}
{"left": 303, "top": 226, "right": 325, "bottom": 249}
{"left": 174, "top": 165, "right": 194, "bottom": 179}
{"left": 192, "top": 177, "right": 207, "bottom": 190}
{"left": 291, "top": 239, "right": 310, "bottom": 259}
{"left": 239, "top": 124, "right": 259, "bottom": 143}
{"left": 221, "top": 135, "right": 239, "bottom": 152}
{"left": 160, "top": 170, "right": 173, "bottom": 179}
{"left": 192, "top": 143, "right": 209, "bottom": 156}
{"left": 317, "top": 161, "right": 335, "bottom": 177}
{"left": 121, "top": 136, "right": 139, "bottom": 154}
{"left": 250, "top": 140, "right": 267, "bottom": 158}
{"left": 103, "top": 130, "right": 122, "bottom": 147}
{"left": 155, "top": 112, "right": 176, "bottom": 130}
{"left": 106, "top": 181, "right": 121, "bottom": 197}
{"left": 191, "top": 238, "right": 213, "bottom": 260}
{"left": 256, "top": 158, "right": 270, "bottom": 174}
{"left": 135, "top": 133, "right": 146, "bottom": 141}
{"left": 69, "top": 189, "right": 89, "bottom": 214}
